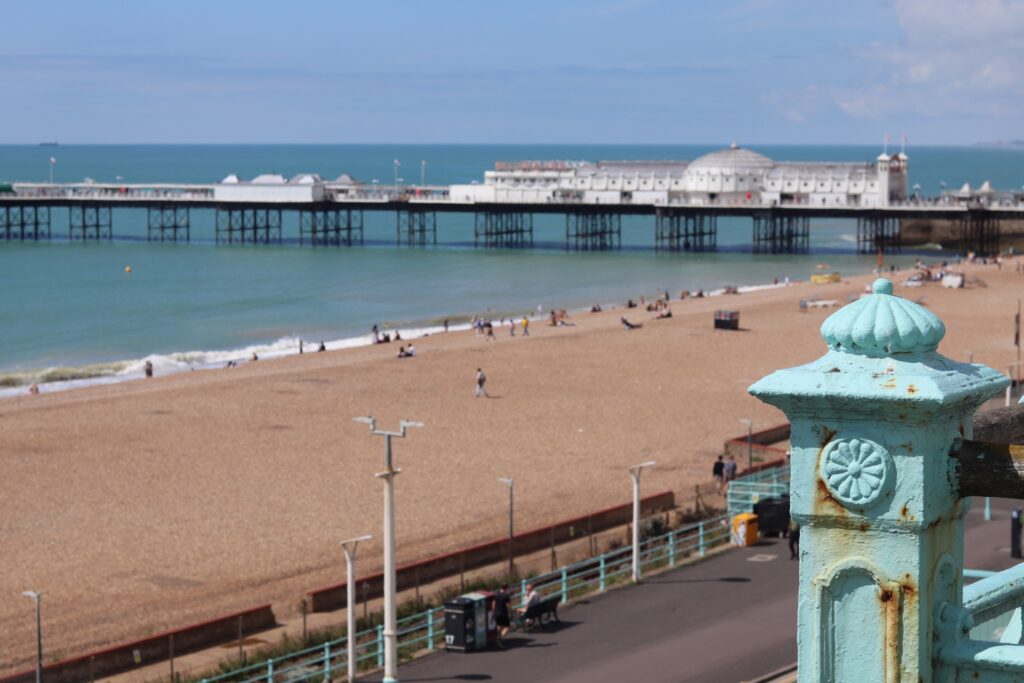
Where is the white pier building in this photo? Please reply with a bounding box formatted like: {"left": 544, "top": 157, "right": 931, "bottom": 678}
{"left": 450, "top": 143, "right": 909, "bottom": 208}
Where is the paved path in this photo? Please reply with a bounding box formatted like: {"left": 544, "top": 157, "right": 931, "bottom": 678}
{"left": 366, "top": 497, "right": 1021, "bottom": 683}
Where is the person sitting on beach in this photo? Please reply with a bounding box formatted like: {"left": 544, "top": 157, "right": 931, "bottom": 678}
{"left": 28, "top": 383, "right": 40, "bottom": 395}
{"left": 590, "top": 304, "right": 602, "bottom": 313}
{"left": 621, "top": 316, "right": 642, "bottom": 330}
{"left": 144, "top": 360, "right": 154, "bottom": 378}
{"left": 695, "top": 289, "right": 704, "bottom": 298}
{"left": 381, "top": 332, "right": 391, "bottom": 343}
{"left": 406, "top": 344, "right": 416, "bottom": 357}
{"left": 549, "top": 310, "right": 559, "bottom": 326}
{"left": 397, "top": 345, "right": 407, "bottom": 358}
{"left": 318, "top": 341, "right": 326, "bottom": 352}
{"left": 394, "top": 331, "right": 402, "bottom": 341}
{"left": 250, "top": 352, "right": 259, "bottom": 362}
{"left": 655, "top": 307, "right": 672, "bottom": 319}
{"left": 226, "top": 360, "right": 237, "bottom": 368}
{"left": 626, "top": 299, "right": 637, "bottom": 309}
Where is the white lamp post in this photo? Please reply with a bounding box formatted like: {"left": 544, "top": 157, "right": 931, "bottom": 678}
{"left": 22, "top": 591, "right": 42, "bottom": 683}
{"left": 353, "top": 416, "right": 423, "bottom": 683}
{"left": 498, "top": 478, "right": 514, "bottom": 575}
{"left": 739, "top": 418, "right": 753, "bottom": 473}
{"left": 48, "top": 158, "right": 55, "bottom": 185}
{"left": 341, "top": 534, "right": 372, "bottom": 683}
{"left": 628, "top": 461, "right": 656, "bottom": 583}
{"left": 420, "top": 160, "right": 426, "bottom": 187}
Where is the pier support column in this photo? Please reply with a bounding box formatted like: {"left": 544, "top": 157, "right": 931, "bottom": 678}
{"left": 299, "top": 209, "right": 364, "bottom": 246}
{"left": 565, "top": 212, "right": 621, "bottom": 251}
{"left": 856, "top": 215, "right": 901, "bottom": 254}
{"left": 215, "top": 207, "right": 283, "bottom": 245}
{"left": 147, "top": 206, "right": 190, "bottom": 242}
{"left": 69, "top": 205, "right": 112, "bottom": 240}
{"left": 752, "top": 212, "right": 809, "bottom": 254}
{"left": 473, "top": 211, "right": 533, "bottom": 248}
{"left": 396, "top": 210, "right": 436, "bottom": 247}
{"left": 655, "top": 209, "right": 717, "bottom": 252}
{"left": 1, "top": 205, "right": 50, "bottom": 240}
{"left": 958, "top": 211, "right": 1000, "bottom": 256}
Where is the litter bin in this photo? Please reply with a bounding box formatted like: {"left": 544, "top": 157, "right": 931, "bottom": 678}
{"left": 732, "top": 512, "right": 759, "bottom": 546}
{"left": 444, "top": 592, "right": 490, "bottom": 652}
{"left": 753, "top": 495, "right": 791, "bottom": 537}
{"left": 714, "top": 310, "right": 740, "bottom": 330}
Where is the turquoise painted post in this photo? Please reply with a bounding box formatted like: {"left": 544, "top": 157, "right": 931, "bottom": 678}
{"left": 520, "top": 578, "right": 528, "bottom": 608}
{"left": 323, "top": 641, "right": 331, "bottom": 679}
{"left": 376, "top": 624, "right": 384, "bottom": 668}
{"left": 560, "top": 568, "right": 568, "bottom": 603}
{"left": 599, "top": 554, "right": 606, "bottom": 591}
{"left": 427, "top": 608, "right": 435, "bottom": 651}
{"left": 668, "top": 531, "right": 677, "bottom": 567}
{"left": 749, "top": 279, "right": 1007, "bottom": 682}
{"left": 698, "top": 521, "right": 706, "bottom": 557}
{"left": 985, "top": 496, "right": 992, "bottom": 521}
{"left": 267, "top": 659, "right": 274, "bottom": 683}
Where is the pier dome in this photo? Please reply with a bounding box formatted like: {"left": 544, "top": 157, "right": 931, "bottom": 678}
{"left": 681, "top": 143, "right": 774, "bottom": 194}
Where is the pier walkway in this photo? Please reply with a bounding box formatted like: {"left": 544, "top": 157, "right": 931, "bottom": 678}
{"left": 1, "top": 180, "right": 1020, "bottom": 254}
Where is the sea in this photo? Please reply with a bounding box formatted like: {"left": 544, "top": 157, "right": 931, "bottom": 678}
{"left": 2, "top": 143, "right": 1022, "bottom": 396}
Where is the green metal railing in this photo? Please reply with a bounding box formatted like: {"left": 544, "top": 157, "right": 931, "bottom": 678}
{"left": 197, "top": 512, "right": 732, "bottom": 683}
{"left": 726, "top": 464, "right": 790, "bottom": 518}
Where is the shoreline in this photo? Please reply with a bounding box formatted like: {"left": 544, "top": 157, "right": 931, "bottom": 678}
{"left": 0, "top": 256, "right": 922, "bottom": 398}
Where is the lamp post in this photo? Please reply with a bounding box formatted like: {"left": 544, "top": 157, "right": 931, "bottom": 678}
{"left": 739, "top": 418, "right": 753, "bottom": 473}
{"left": 341, "top": 534, "right": 372, "bottom": 683}
{"left": 353, "top": 416, "right": 423, "bottom": 683}
{"left": 420, "top": 160, "right": 426, "bottom": 187}
{"left": 393, "top": 160, "right": 400, "bottom": 190}
{"left": 48, "top": 157, "right": 55, "bottom": 185}
{"left": 22, "top": 591, "right": 42, "bottom": 683}
{"left": 498, "top": 478, "right": 514, "bottom": 575}
{"left": 628, "top": 461, "right": 656, "bottom": 583}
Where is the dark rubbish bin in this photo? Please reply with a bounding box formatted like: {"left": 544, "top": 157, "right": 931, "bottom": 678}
{"left": 753, "top": 495, "right": 791, "bottom": 537}
{"left": 444, "top": 592, "right": 490, "bottom": 652}
{"left": 714, "top": 310, "right": 740, "bottom": 330}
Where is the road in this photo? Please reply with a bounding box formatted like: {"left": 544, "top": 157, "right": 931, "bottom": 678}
{"left": 366, "top": 497, "right": 1021, "bottom": 683}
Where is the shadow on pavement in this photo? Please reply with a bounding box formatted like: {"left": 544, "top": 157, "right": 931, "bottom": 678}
{"left": 652, "top": 576, "right": 752, "bottom": 584}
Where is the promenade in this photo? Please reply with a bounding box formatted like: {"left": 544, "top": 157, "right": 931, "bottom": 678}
{"left": 360, "top": 497, "right": 1019, "bottom": 683}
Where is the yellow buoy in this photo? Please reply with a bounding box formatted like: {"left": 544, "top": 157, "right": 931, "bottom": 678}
{"left": 125, "top": 266, "right": 132, "bottom": 274}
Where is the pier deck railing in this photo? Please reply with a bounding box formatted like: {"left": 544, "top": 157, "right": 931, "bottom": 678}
{"left": 195, "top": 512, "right": 731, "bottom": 683}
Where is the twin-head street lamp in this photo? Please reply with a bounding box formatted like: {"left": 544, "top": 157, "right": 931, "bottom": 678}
{"left": 498, "top": 478, "right": 514, "bottom": 575}
{"left": 22, "top": 591, "right": 42, "bottom": 683}
{"left": 628, "top": 461, "right": 656, "bottom": 583}
{"left": 353, "top": 416, "right": 423, "bottom": 683}
{"left": 340, "top": 534, "right": 372, "bottom": 683}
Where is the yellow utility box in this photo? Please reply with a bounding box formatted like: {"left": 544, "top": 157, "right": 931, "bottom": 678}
{"left": 732, "top": 513, "right": 759, "bottom": 546}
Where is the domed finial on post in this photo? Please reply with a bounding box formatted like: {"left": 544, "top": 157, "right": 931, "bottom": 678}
{"left": 819, "top": 277, "right": 945, "bottom": 357}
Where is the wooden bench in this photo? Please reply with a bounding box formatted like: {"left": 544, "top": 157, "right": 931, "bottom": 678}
{"left": 516, "top": 595, "right": 561, "bottom": 631}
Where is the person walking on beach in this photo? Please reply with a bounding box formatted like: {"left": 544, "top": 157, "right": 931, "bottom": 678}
{"left": 144, "top": 360, "right": 154, "bottom": 379}
{"left": 712, "top": 455, "right": 725, "bottom": 494}
{"left": 475, "top": 368, "right": 489, "bottom": 398}
{"left": 509, "top": 319, "right": 516, "bottom": 337}
{"left": 522, "top": 316, "right": 529, "bottom": 336}
{"left": 372, "top": 324, "right": 380, "bottom": 344}
{"left": 724, "top": 455, "right": 738, "bottom": 483}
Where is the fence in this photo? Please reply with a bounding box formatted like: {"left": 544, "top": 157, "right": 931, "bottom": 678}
{"left": 725, "top": 461, "right": 790, "bottom": 519}
{"left": 195, "top": 513, "right": 732, "bottom": 683}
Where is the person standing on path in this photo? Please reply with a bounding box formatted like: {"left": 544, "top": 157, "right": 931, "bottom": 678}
{"left": 788, "top": 522, "right": 800, "bottom": 560}
{"left": 712, "top": 455, "right": 725, "bottom": 494}
{"left": 475, "top": 368, "right": 489, "bottom": 398}
{"left": 724, "top": 455, "right": 738, "bottom": 483}
{"left": 492, "top": 584, "right": 512, "bottom": 647}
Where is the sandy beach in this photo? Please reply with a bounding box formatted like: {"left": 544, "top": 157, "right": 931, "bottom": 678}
{"left": 1, "top": 261, "right": 1022, "bottom": 674}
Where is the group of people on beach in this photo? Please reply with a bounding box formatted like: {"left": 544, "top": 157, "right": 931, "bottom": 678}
{"left": 472, "top": 315, "right": 532, "bottom": 339}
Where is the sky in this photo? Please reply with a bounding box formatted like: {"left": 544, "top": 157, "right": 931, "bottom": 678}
{"left": 1, "top": 0, "right": 1022, "bottom": 145}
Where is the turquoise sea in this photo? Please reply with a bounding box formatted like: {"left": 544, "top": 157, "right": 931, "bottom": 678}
{"left": 2, "top": 143, "right": 1022, "bottom": 394}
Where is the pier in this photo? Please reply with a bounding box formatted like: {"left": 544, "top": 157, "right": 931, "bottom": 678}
{"left": 2, "top": 145, "right": 1022, "bottom": 254}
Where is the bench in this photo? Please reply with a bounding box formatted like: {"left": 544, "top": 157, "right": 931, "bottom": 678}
{"left": 516, "top": 595, "right": 561, "bottom": 631}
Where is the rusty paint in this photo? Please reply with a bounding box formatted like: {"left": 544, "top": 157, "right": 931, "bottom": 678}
{"left": 880, "top": 377, "right": 898, "bottom": 390}
{"left": 828, "top": 367, "right": 841, "bottom": 373}
{"left": 901, "top": 504, "right": 910, "bottom": 519}
{"left": 907, "top": 384, "right": 917, "bottom": 394}
{"left": 880, "top": 588, "right": 893, "bottom": 602}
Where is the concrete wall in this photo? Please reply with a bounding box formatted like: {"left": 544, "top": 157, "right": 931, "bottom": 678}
{"left": 0, "top": 605, "right": 275, "bottom": 683}
{"left": 307, "top": 491, "right": 676, "bottom": 612}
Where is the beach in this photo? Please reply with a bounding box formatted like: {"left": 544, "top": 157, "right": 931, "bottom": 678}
{"left": 1, "top": 261, "right": 1021, "bottom": 674}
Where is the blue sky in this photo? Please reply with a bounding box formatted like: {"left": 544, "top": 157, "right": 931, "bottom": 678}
{"left": 1, "top": 0, "right": 1021, "bottom": 144}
